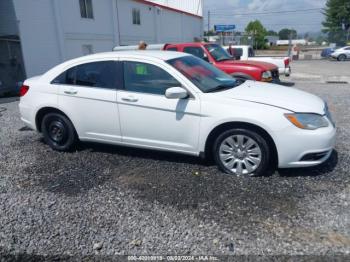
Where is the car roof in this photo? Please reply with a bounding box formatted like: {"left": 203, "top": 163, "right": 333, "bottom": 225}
{"left": 43, "top": 51, "right": 191, "bottom": 79}
{"left": 82, "top": 50, "right": 189, "bottom": 61}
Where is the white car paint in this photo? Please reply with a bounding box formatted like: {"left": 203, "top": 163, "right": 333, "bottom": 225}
{"left": 19, "top": 51, "right": 336, "bottom": 169}
{"left": 331, "top": 46, "right": 350, "bottom": 60}
{"left": 224, "top": 45, "right": 291, "bottom": 76}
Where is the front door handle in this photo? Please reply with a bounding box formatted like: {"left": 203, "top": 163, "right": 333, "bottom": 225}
{"left": 121, "top": 96, "right": 138, "bottom": 102}
{"left": 64, "top": 90, "right": 78, "bottom": 95}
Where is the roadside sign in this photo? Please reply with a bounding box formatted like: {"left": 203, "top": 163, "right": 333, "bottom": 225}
{"left": 214, "top": 25, "right": 236, "bottom": 32}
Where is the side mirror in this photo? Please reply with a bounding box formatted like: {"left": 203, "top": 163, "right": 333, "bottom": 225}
{"left": 165, "top": 87, "right": 188, "bottom": 99}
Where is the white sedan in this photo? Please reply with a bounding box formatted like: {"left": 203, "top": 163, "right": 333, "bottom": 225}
{"left": 19, "top": 51, "right": 336, "bottom": 176}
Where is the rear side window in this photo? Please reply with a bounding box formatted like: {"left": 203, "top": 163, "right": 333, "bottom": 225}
{"left": 52, "top": 61, "right": 123, "bottom": 89}
{"left": 166, "top": 47, "right": 178, "bottom": 51}
{"left": 123, "top": 61, "right": 180, "bottom": 95}
{"left": 183, "top": 46, "right": 205, "bottom": 59}
{"left": 248, "top": 48, "right": 255, "bottom": 57}
{"left": 232, "top": 48, "right": 243, "bottom": 58}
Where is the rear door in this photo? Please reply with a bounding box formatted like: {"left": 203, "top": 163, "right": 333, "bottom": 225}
{"left": 54, "top": 60, "right": 123, "bottom": 142}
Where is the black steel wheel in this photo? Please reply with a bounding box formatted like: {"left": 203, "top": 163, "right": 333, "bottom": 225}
{"left": 41, "top": 113, "right": 77, "bottom": 151}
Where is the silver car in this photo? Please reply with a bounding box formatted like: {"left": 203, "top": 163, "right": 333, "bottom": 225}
{"left": 331, "top": 46, "right": 350, "bottom": 61}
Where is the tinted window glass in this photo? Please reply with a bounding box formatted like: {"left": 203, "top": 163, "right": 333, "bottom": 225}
{"left": 52, "top": 61, "right": 121, "bottom": 89}
{"left": 248, "top": 47, "right": 255, "bottom": 57}
{"left": 183, "top": 46, "right": 205, "bottom": 59}
{"left": 166, "top": 47, "right": 178, "bottom": 51}
{"left": 123, "top": 61, "right": 180, "bottom": 95}
{"left": 231, "top": 48, "right": 243, "bottom": 59}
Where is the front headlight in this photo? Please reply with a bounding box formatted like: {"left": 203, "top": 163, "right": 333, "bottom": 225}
{"left": 262, "top": 71, "right": 272, "bottom": 79}
{"left": 285, "top": 113, "right": 329, "bottom": 130}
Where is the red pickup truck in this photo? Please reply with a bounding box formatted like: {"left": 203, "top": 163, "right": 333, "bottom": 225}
{"left": 163, "top": 43, "right": 279, "bottom": 83}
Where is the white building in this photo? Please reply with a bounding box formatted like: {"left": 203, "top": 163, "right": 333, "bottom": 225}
{"left": 0, "top": 0, "right": 203, "bottom": 89}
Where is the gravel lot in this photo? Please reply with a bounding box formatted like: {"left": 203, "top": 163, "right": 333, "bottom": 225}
{"left": 1, "top": 71, "right": 350, "bottom": 260}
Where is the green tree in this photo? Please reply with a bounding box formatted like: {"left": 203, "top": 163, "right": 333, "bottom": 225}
{"left": 267, "top": 30, "right": 278, "bottom": 36}
{"left": 204, "top": 30, "right": 216, "bottom": 36}
{"left": 245, "top": 20, "right": 267, "bottom": 49}
{"left": 322, "top": 0, "right": 350, "bottom": 45}
{"left": 278, "top": 28, "right": 297, "bottom": 40}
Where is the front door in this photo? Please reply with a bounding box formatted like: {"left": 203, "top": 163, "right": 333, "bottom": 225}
{"left": 117, "top": 60, "right": 201, "bottom": 153}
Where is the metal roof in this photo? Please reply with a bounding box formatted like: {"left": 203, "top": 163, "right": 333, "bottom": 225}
{"left": 134, "top": 0, "right": 203, "bottom": 18}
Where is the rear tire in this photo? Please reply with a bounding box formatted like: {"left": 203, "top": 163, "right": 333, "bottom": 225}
{"left": 41, "top": 113, "right": 77, "bottom": 151}
{"left": 213, "top": 128, "right": 270, "bottom": 177}
{"left": 338, "top": 55, "right": 346, "bottom": 61}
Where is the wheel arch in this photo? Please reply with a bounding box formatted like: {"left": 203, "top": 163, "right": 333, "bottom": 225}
{"left": 35, "top": 107, "right": 72, "bottom": 133}
{"left": 203, "top": 121, "right": 278, "bottom": 167}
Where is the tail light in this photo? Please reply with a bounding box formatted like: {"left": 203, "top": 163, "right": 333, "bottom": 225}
{"left": 284, "top": 58, "right": 290, "bottom": 67}
{"left": 19, "top": 85, "right": 29, "bottom": 97}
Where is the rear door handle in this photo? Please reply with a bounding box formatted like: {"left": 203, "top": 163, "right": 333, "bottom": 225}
{"left": 121, "top": 96, "right": 138, "bottom": 102}
{"left": 64, "top": 90, "right": 78, "bottom": 95}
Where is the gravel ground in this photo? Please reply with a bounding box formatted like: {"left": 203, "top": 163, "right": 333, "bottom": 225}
{"left": 285, "top": 60, "right": 350, "bottom": 84}
{"left": 0, "top": 82, "right": 350, "bottom": 260}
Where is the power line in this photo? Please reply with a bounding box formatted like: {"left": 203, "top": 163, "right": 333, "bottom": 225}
{"left": 209, "top": 8, "right": 323, "bottom": 16}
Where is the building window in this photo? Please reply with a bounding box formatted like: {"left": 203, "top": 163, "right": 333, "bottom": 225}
{"left": 82, "top": 44, "right": 93, "bottom": 55}
{"left": 80, "top": 0, "right": 94, "bottom": 19}
{"left": 132, "top": 8, "right": 141, "bottom": 25}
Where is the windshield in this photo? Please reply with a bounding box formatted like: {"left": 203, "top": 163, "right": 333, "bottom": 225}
{"left": 205, "top": 44, "right": 233, "bottom": 61}
{"left": 167, "top": 55, "right": 239, "bottom": 93}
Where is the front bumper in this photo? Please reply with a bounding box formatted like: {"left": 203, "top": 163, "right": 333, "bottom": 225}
{"left": 275, "top": 123, "right": 336, "bottom": 168}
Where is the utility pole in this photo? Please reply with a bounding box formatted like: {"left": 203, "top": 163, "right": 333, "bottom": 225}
{"left": 288, "top": 30, "right": 292, "bottom": 58}
{"left": 207, "top": 10, "right": 210, "bottom": 33}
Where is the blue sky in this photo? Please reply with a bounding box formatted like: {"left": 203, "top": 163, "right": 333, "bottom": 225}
{"left": 203, "top": 0, "right": 327, "bottom": 34}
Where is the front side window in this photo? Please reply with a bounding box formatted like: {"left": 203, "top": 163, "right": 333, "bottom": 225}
{"left": 123, "top": 61, "right": 180, "bottom": 95}
{"left": 183, "top": 46, "right": 205, "bottom": 59}
{"left": 80, "top": 0, "right": 93, "bottom": 19}
{"left": 167, "top": 56, "right": 238, "bottom": 93}
{"left": 132, "top": 8, "right": 141, "bottom": 25}
{"left": 52, "top": 61, "right": 121, "bottom": 89}
{"left": 205, "top": 44, "right": 232, "bottom": 62}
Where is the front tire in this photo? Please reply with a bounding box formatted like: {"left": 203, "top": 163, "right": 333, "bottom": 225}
{"left": 213, "top": 128, "right": 270, "bottom": 176}
{"left": 41, "top": 113, "right": 77, "bottom": 151}
{"left": 338, "top": 55, "right": 346, "bottom": 61}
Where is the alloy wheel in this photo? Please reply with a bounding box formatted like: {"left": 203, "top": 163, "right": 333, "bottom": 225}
{"left": 219, "top": 134, "right": 262, "bottom": 175}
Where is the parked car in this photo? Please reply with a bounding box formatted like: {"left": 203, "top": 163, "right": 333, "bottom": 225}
{"left": 224, "top": 45, "right": 291, "bottom": 77}
{"left": 330, "top": 46, "right": 350, "bottom": 61}
{"left": 19, "top": 51, "right": 336, "bottom": 176}
{"left": 321, "top": 47, "right": 335, "bottom": 58}
{"left": 114, "top": 43, "right": 280, "bottom": 84}
{"left": 163, "top": 43, "right": 280, "bottom": 84}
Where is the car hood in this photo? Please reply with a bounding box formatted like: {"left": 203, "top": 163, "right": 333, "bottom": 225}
{"left": 215, "top": 81, "right": 326, "bottom": 114}
{"left": 221, "top": 59, "right": 277, "bottom": 71}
